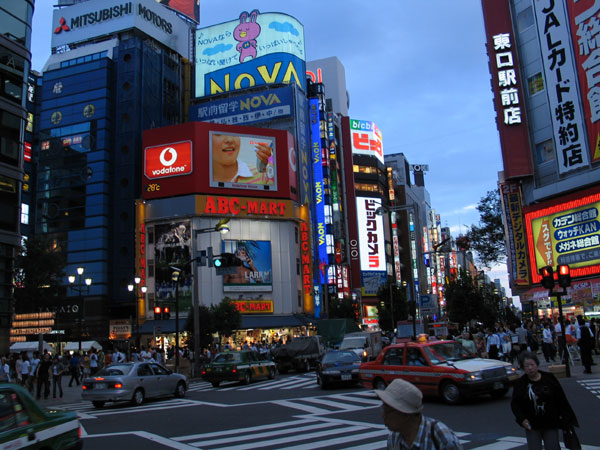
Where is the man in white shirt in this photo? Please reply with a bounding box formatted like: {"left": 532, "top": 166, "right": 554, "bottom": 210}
{"left": 541, "top": 322, "right": 555, "bottom": 363}
{"left": 140, "top": 346, "right": 151, "bottom": 361}
{"left": 486, "top": 328, "right": 501, "bottom": 359}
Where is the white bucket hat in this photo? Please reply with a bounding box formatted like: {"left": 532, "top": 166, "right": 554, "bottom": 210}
{"left": 375, "top": 378, "right": 423, "bottom": 414}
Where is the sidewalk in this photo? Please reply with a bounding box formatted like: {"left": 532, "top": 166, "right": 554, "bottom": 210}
{"left": 535, "top": 349, "right": 600, "bottom": 380}
{"left": 35, "top": 378, "right": 85, "bottom": 408}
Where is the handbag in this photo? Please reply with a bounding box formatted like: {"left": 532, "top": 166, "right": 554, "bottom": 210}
{"left": 563, "top": 426, "right": 582, "bottom": 450}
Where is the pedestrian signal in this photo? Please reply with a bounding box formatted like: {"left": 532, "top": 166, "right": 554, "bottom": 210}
{"left": 154, "top": 306, "right": 162, "bottom": 320}
{"left": 540, "top": 266, "right": 554, "bottom": 289}
{"left": 557, "top": 264, "right": 571, "bottom": 288}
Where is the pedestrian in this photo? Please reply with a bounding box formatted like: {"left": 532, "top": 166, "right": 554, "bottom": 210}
{"left": 376, "top": 378, "right": 463, "bottom": 449}
{"left": 577, "top": 316, "right": 594, "bottom": 374}
{"left": 90, "top": 348, "right": 99, "bottom": 375}
{"left": 486, "top": 328, "right": 501, "bottom": 360}
{"left": 511, "top": 351, "right": 578, "bottom": 449}
{"left": 0, "top": 357, "right": 10, "bottom": 383}
{"left": 68, "top": 353, "right": 80, "bottom": 387}
{"left": 36, "top": 353, "right": 52, "bottom": 400}
{"left": 29, "top": 352, "right": 40, "bottom": 393}
{"left": 21, "top": 355, "right": 30, "bottom": 388}
{"left": 553, "top": 319, "right": 565, "bottom": 362}
{"left": 541, "top": 322, "right": 555, "bottom": 363}
{"left": 51, "top": 356, "right": 65, "bottom": 398}
{"left": 82, "top": 352, "right": 91, "bottom": 381}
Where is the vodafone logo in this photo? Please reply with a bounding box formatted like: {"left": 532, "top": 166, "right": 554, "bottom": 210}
{"left": 145, "top": 141, "right": 192, "bottom": 180}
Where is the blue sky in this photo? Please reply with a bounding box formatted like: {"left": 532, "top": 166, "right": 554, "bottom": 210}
{"left": 30, "top": 1, "right": 513, "bottom": 298}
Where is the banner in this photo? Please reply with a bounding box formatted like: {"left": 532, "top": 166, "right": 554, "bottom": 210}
{"left": 222, "top": 240, "right": 272, "bottom": 292}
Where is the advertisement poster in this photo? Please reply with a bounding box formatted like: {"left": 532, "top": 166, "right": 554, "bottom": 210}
{"left": 500, "top": 182, "right": 530, "bottom": 285}
{"left": 156, "top": 0, "right": 199, "bottom": 23}
{"left": 195, "top": 11, "right": 306, "bottom": 98}
{"left": 349, "top": 119, "right": 384, "bottom": 163}
{"left": 209, "top": 131, "right": 276, "bottom": 191}
{"left": 154, "top": 221, "right": 192, "bottom": 311}
{"left": 222, "top": 240, "right": 272, "bottom": 292}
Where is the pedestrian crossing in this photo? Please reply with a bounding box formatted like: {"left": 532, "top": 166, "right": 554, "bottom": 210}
{"left": 187, "top": 373, "right": 320, "bottom": 392}
{"left": 169, "top": 416, "right": 600, "bottom": 450}
{"left": 577, "top": 378, "right": 600, "bottom": 400}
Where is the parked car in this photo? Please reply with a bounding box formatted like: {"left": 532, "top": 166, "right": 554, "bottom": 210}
{"left": 82, "top": 362, "right": 187, "bottom": 408}
{"left": 359, "top": 339, "right": 519, "bottom": 404}
{"left": 0, "top": 384, "right": 82, "bottom": 449}
{"left": 316, "top": 350, "right": 362, "bottom": 389}
{"left": 202, "top": 350, "right": 277, "bottom": 387}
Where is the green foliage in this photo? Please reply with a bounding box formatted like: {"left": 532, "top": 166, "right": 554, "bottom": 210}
{"left": 466, "top": 189, "right": 506, "bottom": 269}
{"left": 212, "top": 298, "right": 242, "bottom": 342}
{"left": 13, "top": 236, "right": 67, "bottom": 311}
{"left": 184, "top": 304, "right": 215, "bottom": 349}
{"left": 376, "top": 282, "right": 408, "bottom": 333}
{"left": 327, "top": 297, "right": 359, "bottom": 323}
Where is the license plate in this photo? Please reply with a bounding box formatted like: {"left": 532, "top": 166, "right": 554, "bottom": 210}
{"left": 341, "top": 374, "right": 352, "bottom": 381}
{"left": 95, "top": 383, "right": 107, "bottom": 390}
{"left": 493, "top": 382, "right": 503, "bottom": 390}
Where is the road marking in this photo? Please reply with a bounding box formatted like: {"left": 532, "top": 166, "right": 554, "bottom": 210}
{"left": 171, "top": 418, "right": 314, "bottom": 441}
{"left": 271, "top": 399, "right": 332, "bottom": 415}
{"left": 84, "top": 430, "right": 196, "bottom": 449}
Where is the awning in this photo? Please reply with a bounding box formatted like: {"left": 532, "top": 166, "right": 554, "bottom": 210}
{"left": 240, "top": 314, "right": 316, "bottom": 329}
{"left": 64, "top": 341, "right": 102, "bottom": 352}
{"left": 138, "top": 318, "right": 187, "bottom": 334}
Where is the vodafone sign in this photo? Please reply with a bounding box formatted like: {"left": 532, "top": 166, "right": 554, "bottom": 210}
{"left": 144, "top": 141, "right": 192, "bottom": 180}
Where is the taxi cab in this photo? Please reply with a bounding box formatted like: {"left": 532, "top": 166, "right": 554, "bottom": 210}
{"left": 202, "top": 350, "right": 277, "bottom": 387}
{"left": 359, "top": 338, "right": 519, "bottom": 404}
{"left": 0, "top": 384, "right": 82, "bottom": 449}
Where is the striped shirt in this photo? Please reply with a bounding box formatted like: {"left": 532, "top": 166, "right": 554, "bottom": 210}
{"left": 387, "top": 416, "right": 463, "bottom": 449}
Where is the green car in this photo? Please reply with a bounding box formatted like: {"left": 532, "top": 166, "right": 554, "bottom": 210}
{"left": 0, "top": 384, "right": 82, "bottom": 449}
{"left": 202, "top": 350, "right": 277, "bottom": 387}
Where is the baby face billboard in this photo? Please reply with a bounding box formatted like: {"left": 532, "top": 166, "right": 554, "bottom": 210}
{"left": 210, "top": 131, "right": 276, "bottom": 191}
{"left": 195, "top": 10, "right": 306, "bottom": 98}
{"left": 222, "top": 240, "right": 272, "bottom": 292}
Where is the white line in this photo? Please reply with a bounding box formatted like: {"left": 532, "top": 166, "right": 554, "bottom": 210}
{"left": 302, "top": 397, "right": 363, "bottom": 410}
{"left": 257, "top": 430, "right": 388, "bottom": 450}
{"left": 327, "top": 394, "right": 382, "bottom": 406}
{"left": 340, "top": 441, "right": 386, "bottom": 450}
{"left": 281, "top": 379, "right": 319, "bottom": 390}
{"left": 84, "top": 430, "right": 197, "bottom": 449}
{"left": 172, "top": 419, "right": 313, "bottom": 441}
{"left": 470, "top": 441, "right": 524, "bottom": 449}
{"left": 271, "top": 400, "right": 332, "bottom": 415}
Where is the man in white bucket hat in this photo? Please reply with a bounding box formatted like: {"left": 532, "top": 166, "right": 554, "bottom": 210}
{"left": 376, "top": 378, "right": 462, "bottom": 449}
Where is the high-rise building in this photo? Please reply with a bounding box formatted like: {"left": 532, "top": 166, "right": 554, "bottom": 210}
{"left": 0, "top": 1, "right": 35, "bottom": 351}
{"left": 481, "top": 0, "right": 600, "bottom": 316}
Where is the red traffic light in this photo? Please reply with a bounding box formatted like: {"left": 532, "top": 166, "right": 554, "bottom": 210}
{"left": 540, "top": 266, "right": 554, "bottom": 289}
{"left": 163, "top": 306, "right": 170, "bottom": 313}
{"left": 154, "top": 306, "right": 162, "bottom": 314}
{"left": 557, "top": 264, "right": 571, "bottom": 288}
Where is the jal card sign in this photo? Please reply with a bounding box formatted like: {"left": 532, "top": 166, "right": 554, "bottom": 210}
{"left": 350, "top": 119, "right": 384, "bottom": 164}
{"left": 356, "top": 197, "right": 386, "bottom": 273}
{"left": 566, "top": 0, "right": 600, "bottom": 163}
{"left": 533, "top": 0, "right": 590, "bottom": 174}
{"left": 195, "top": 10, "right": 306, "bottom": 98}
{"left": 526, "top": 189, "right": 600, "bottom": 283}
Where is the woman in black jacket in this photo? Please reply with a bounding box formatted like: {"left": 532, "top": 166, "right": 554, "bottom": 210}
{"left": 511, "top": 351, "right": 578, "bottom": 449}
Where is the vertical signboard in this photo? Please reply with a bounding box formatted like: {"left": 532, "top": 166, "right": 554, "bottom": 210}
{"left": 480, "top": 0, "right": 533, "bottom": 178}
{"left": 310, "top": 99, "right": 327, "bottom": 293}
{"left": 566, "top": 0, "right": 600, "bottom": 163}
{"left": 357, "top": 197, "right": 386, "bottom": 295}
{"left": 533, "top": 0, "right": 590, "bottom": 173}
{"left": 500, "top": 182, "right": 530, "bottom": 286}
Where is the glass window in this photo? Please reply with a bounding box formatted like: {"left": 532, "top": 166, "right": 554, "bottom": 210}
{"left": 528, "top": 73, "right": 544, "bottom": 96}
{"left": 151, "top": 364, "right": 168, "bottom": 375}
{"left": 0, "top": 2, "right": 33, "bottom": 22}
{"left": 20, "top": 203, "right": 28, "bottom": 224}
{"left": 0, "top": 111, "right": 21, "bottom": 166}
{"left": 516, "top": 7, "right": 534, "bottom": 33}
{"left": 0, "top": 11, "right": 30, "bottom": 47}
{"left": 383, "top": 347, "right": 404, "bottom": 365}
{"left": 0, "top": 390, "right": 32, "bottom": 432}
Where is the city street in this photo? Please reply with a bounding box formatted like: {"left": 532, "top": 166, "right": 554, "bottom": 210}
{"left": 39, "top": 356, "right": 600, "bottom": 449}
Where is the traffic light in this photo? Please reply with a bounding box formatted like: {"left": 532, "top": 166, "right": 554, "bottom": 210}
{"left": 213, "top": 253, "right": 241, "bottom": 268}
{"left": 154, "top": 306, "right": 162, "bottom": 320}
{"left": 163, "top": 306, "right": 171, "bottom": 320}
{"left": 540, "top": 266, "right": 554, "bottom": 289}
{"left": 557, "top": 264, "right": 571, "bottom": 288}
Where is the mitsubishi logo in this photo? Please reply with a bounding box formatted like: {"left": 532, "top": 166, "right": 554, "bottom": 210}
{"left": 54, "top": 17, "right": 70, "bottom": 34}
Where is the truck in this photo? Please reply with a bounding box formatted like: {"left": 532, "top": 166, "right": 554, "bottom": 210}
{"left": 270, "top": 335, "right": 326, "bottom": 373}
{"left": 339, "top": 331, "right": 383, "bottom": 361}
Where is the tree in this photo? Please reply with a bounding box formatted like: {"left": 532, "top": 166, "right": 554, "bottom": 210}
{"left": 376, "top": 282, "right": 408, "bottom": 333}
{"left": 327, "top": 297, "right": 359, "bottom": 323}
{"left": 184, "top": 304, "right": 215, "bottom": 350}
{"left": 212, "top": 298, "right": 242, "bottom": 345}
{"left": 13, "top": 236, "right": 67, "bottom": 312}
{"left": 465, "top": 189, "right": 506, "bottom": 269}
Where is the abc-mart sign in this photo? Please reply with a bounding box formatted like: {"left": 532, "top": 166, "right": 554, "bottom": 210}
{"left": 51, "top": 0, "right": 189, "bottom": 57}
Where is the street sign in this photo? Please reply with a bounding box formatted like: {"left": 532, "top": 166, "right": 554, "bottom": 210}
{"left": 420, "top": 294, "right": 438, "bottom": 315}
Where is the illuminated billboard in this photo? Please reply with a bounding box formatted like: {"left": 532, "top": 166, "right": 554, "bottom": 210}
{"left": 349, "top": 119, "right": 384, "bottom": 163}
{"left": 525, "top": 187, "right": 600, "bottom": 283}
{"left": 209, "top": 131, "right": 276, "bottom": 191}
{"left": 222, "top": 240, "right": 272, "bottom": 292}
{"left": 142, "top": 122, "right": 297, "bottom": 201}
{"left": 310, "top": 99, "right": 327, "bottom": 288}
{"left": 356, "top": 197, "right": 386, "bottom": 272}
{"left": 156, "top": 0, "right": 198, "bottom": 23}
{"left": 194, "top": 10, "right": 306, "bottom": 98}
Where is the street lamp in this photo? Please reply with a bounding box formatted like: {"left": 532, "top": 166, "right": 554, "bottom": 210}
{"left": 127, "top": 277, "right": 147, "bottom": 350}
{"left": 68, "top": 266, "right": 92, "bottom": 353}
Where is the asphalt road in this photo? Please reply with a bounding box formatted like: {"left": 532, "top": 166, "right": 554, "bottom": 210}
{"left": 43, "top": 356, "right": 600, "bottom": 449}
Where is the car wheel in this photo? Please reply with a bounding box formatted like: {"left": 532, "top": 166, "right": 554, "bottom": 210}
{"left": 211, "top": 381, "right": 220, "bottom": 388}
{"left": 491, "top": 388, "right": 509, "bottom": 399}
{"left": 243, "top": 370, "right": 251, "bottom": 385}
{"left": 440, "top": 381, "right": 461, "bottom": 405}
{"left": 373, "top": 378, "right": 386, "bottom": 391}
{"left": 131, "top": 388, "right": 145, "bottom": 406}
{"left": 268, "top": 367, "right": 275, "bottom": 380}
{"left": 92, "top": 401, "right": 105, "bottom": 409}
{"left": 175, "top": 381, "right": 186, "bottom": 398}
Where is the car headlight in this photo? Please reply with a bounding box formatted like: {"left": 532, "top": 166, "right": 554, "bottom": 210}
{"left": 505, "top": 366, "right": 517, "bottom": 376}
{"left": 466, "top": 371, "right": 483, "bottom": 381}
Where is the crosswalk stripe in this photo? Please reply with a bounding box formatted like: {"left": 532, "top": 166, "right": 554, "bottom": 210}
{"left": 267, "top": 430, "right": 389, "bottom": 450}
{"left": 271, "top": 399, "right": 332, "bottom": 415}
{"left": 327, "top": 394, "right": 381, "bottom": 406}
{"left": 172, "top": 419, "right": 313, "bottom": 442}
{"left": 302, "top": 397, "right": 364, "bottom": 410}
{"left": 281, "top": 379, "right": 317, "bottom": 390}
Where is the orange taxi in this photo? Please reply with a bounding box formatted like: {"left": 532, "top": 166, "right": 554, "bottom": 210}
{"left": 359, "top": 338, "right": 518, "bottom": 404}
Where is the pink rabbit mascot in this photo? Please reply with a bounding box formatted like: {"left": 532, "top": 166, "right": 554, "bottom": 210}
{"left": 234, "top": 10, "right": 261, "bottom": 63}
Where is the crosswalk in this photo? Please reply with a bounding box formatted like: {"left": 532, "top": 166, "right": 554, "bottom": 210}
{"left": 169, "top": 416, "right": 600, "bottom": 450}
{"left": 187, "top": 373, "right": 320, "bottom": 392}
{"left": 577, "top": 378, "right": 600, "bottom": 400}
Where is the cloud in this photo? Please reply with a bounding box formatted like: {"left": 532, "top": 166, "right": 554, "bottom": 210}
{"left": 203, "top": 43, "right": 233, "bottom": 56}
{"left": 269, "top": 21, "right": 300, "bottom": 36}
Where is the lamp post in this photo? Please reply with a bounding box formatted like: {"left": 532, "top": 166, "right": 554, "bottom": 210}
{"left": 68, "top": 267, "right": 92, "bottom": 353}
{"left": 127, "top": 277, "right": 146, "bottom": 350}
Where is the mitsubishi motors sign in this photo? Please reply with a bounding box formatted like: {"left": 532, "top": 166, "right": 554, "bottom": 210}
{"left": 144, "top": 141, "right": 193, "bottom": 179}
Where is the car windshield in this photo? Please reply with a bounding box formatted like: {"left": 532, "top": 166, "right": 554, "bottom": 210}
{"left": 96, "top": 364, "right": 133, "bottom": 376}
{"left": 213, "top": 353, "right": 241, "bottom": 363}
{"left": 340, "top": 338, "right": 365, "bottom": 349}
{"left": 322, "top": 351, "right": 361, "bottom": 364}
{"left": 424, "top": 342, "right": 474, "bottom": 364}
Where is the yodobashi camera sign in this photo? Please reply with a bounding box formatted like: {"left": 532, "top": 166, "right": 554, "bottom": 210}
{"left": 349, "top": 119, "right": 384, "bottom": 164}
{"left": 195, "top": 10, "right": 306, "bottom": 98}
